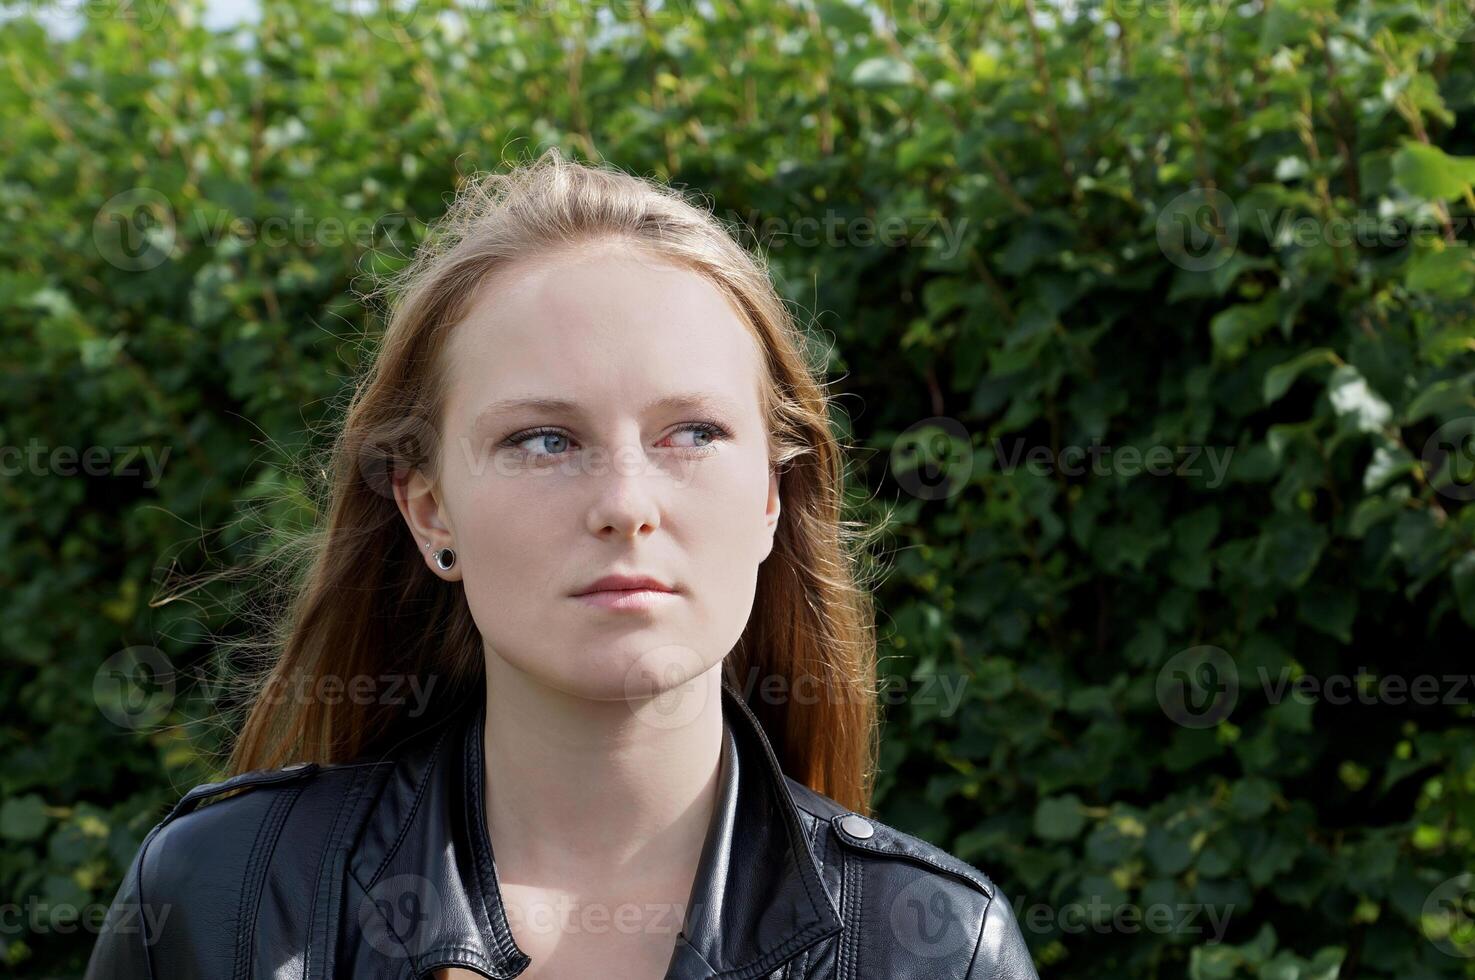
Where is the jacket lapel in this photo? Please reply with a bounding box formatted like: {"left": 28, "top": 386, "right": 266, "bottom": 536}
{"left": 662, "top": 680, "right": 843, "bottom": 979}
{"left": 351, "top": 677, "right": 842, "bottom": 979}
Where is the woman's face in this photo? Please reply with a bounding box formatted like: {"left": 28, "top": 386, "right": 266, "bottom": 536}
{"left": 400, "top": 242, "right": 780, "bottom": 702}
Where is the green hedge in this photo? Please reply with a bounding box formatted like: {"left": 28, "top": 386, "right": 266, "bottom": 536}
{"left": 3, "top": 1, "right": 1474, "bottom": 976}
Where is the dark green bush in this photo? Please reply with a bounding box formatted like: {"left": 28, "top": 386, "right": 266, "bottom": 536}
{"left": 2, "top": 0, "right": 1473, "bottom": 976}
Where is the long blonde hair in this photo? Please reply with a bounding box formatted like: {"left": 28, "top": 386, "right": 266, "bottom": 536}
{"left": 210, "top": 147, "right": 881, "bottom": 814}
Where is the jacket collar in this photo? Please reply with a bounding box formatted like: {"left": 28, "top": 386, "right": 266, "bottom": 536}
{"left": 355, "top": 677, "right": 842, "bottom": 980}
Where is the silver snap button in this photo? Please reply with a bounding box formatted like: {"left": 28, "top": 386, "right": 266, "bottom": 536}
{"left": 839, "top": 814, "right": 874, "bottom": 839}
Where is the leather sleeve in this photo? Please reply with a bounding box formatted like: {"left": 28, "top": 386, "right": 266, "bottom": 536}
{"left": 82, "top": 826, "right": 160, "bottom": 980}
{"left": 967, "top": 884, "right": 1040, "bottom": 980}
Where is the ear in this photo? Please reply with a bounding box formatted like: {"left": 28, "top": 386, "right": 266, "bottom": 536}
{"left": 394, "top": 467, "right": 462, "bottom": 581}
{"left": 760, "top": 464, "right": 781, "bottom": 563}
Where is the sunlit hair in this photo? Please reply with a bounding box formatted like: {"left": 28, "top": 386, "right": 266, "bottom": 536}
{"left": 198, "top": 147, "right": 881, "bottom": 814}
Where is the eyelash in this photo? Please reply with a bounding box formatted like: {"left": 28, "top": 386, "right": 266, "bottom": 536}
{"left": 500, "top": 420, "right": 731, "bottom": 456}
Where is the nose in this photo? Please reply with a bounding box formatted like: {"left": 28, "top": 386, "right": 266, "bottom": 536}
{"left": 584, "top": 438, "right": 666, "bottom": 539}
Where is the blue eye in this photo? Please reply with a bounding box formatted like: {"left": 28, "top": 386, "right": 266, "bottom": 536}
{"left": 657, "top": 423, "right": 725, "bottom": 450}
{"left": 500, "top": 422, "right": 729, "bottom": 458}
{"left": 507, "top": 429, "right": 572, "bottom": 457}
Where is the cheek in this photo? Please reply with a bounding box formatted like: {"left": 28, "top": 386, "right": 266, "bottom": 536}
{"left": 679, "top": 453, "right": 773, "bottom": 571}
{"left": 446, "top": 468, "right": 557, "bottom": 597}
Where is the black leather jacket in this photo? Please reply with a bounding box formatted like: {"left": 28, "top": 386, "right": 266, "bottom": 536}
{"left": 84, "top": 680, "right": 1040, "bottom": 979}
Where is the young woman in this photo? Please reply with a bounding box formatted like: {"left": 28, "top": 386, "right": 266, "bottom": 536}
{"left": 85, "top": 149, "right": 1040, "bottom": 979}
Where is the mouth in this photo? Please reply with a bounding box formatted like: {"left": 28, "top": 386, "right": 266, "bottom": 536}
{"left": 572, "top": 587, "right": 681, "bottom": 612}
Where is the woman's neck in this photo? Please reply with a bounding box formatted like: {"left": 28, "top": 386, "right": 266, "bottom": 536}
{"left": 480, "top": 656, "right": 726, "bottom": 894}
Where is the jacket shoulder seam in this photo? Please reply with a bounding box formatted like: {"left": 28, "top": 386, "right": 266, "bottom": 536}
{"left": 233, "top": 782, "right": 305, "bottom": 979}
{"left": 163, "top": 764, "right": 322, "bottom": 825}
{"left": 829, "top": 815, "right": 996, "bottom": 899}
{"left": 305, "top": 763, "right": 377, "bottom": 978}
{"left": 368, "top": 725, "right": 452, "bottom": 889}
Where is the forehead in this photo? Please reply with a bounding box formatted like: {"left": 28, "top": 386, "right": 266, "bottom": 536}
{"left": 444, "top": 243, "right": 765, "bottom": 414}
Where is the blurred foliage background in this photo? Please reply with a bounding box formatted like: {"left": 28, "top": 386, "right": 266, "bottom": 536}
{"left": 3, "top": 0, "right": 1475, "bottom": 976}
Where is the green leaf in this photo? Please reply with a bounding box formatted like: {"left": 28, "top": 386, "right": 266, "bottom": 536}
{"left": 1228, "top": 778, "right": 1277, "bottom": 819}
{"left": 1349, "top": 493, "right": 1406, "bottom": 538}
{"left": 1406, "top": 245, "right": 1475, "bottom": 299}
{"left": 1034, "top": 794, "right": 1087, "bottom": 840}
{"left": 1211, "top": 298, "right": 1279, "bottom": 361}
{"left": 1297, "top": 587, "right": 1357, "bottom": 643}
{"left": 1403, "top": 372, "right": 1475, "bottom": 423}
{"left": 1145, "top": 824, "right": 1195, "bottom": 875}
{"left": 1392, "top": 142, "right": 1475, "bottom": 200}
{"left": 0, "top": 795, "right": 48, "bottom": 842}
{"left": 1263, "top": 348, "right": 1340, "bottom": 405}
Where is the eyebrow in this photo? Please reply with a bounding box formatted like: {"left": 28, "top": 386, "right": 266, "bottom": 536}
{"left": 472, "top": 392, "right": 744, "bottom": 431}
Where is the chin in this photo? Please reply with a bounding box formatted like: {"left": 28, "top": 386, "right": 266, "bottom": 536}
{"left": 542, "top": 639, "right": 720, "bottom": 704}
